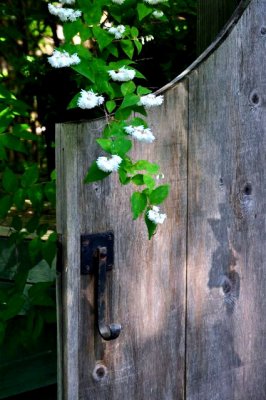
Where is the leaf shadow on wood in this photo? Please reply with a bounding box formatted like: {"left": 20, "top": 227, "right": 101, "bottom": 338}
{"left": 207, "top": 203, "right": 240, "bottom": 315}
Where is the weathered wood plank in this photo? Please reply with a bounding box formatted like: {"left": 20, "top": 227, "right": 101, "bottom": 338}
{"left": 56, "top": 82, "right": 188, "bottom": 399}
{"left": 187, "top": 0, "right": 266, "bottom": 399}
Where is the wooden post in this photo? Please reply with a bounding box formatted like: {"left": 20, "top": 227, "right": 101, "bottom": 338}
{"left": 188, "top": 0, "right": 266, "bottom": 398}
{"left": 197, "top": 0, "right": 239, "bottom": 54}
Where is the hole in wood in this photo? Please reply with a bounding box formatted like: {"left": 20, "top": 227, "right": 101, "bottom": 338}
{"left": 251, "top": 92, "right": 260, "bottom": 105}
{"left": 261, "top": 26, "right": 266, "bottom": 35}
{"left": 243, "top": 183, "right": 252, "bottom": 195}
{"left": 92, "top": 363, "right": 108, "bottom": 382}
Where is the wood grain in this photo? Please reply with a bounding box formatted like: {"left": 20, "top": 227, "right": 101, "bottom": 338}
{"left": 187, "top": 0, "right": 266, "bottom": 399}
{"left": 56, "top": 82, "right": 188, "bottom": 399}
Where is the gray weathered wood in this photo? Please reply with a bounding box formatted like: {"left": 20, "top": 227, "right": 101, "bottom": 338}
{"left": 187, "top": 0, "right": 266, "bottom": 398}
{"left": 56, "top": 82, "right": 188, "bottom": 399}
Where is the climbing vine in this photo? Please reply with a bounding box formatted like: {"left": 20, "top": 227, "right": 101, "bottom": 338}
{"left": 47, "top": 0, "right": 170, "bottom": 238}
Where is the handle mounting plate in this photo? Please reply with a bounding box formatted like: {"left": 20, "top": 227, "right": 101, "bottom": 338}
{"left": 81, "top": 231, "right": 114, "bottom": 275}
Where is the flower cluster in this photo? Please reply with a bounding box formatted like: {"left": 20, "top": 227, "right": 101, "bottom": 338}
{"left": 46, "top": 0, "right": 169, "bottom": 236}
{"left": 147, "top": 206, "right": 167, "bottom": 224}
{"left": 96, "top": 155, "right": 122, "bottom": 172}
{"left": 108, "top": 67, "right": 136, "bottom": 82}
{"left": 48, "top": 50, "right": 80, "bottom": 68}
{"left": 108, "top": 25, "right": 126, "bottom": 39}
{"left": 48, "top": 4, "right": 82, "bottom": 22}
{"left": 124, "top": 125, "right": 155, "bottom": 143}
{"left": 77, "top": 90, "right": 104, "bottom": 109}
{"left": 139, "top": 94, "right": 164, "bottom": 108}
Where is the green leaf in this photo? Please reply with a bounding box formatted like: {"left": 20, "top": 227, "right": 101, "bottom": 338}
{"left": 0, "top": 107, "right": 13, "bottom": 134}
{"left": 132, "top": 160, "right": 159, "bottom": 174}
{"left": 12, "top": 124, "right": 38, "bottom": 141}
{"left": 120, "top": 40, "right": 134, "bottom": 59}
{"left": 120, "top": 93, "right": 139, "bottom": 109}
{"left": 1, "top": 134, "right": 27, "bottom": 154}
{"left": 106, "top": 44, "right": 119, "bottom": 58}
{"left": 131, "top": 174, "right": 144, "bottom": 185}
{"left": 118, "top": 168, "right": 130, "bottom": 185}
{"left": 137, "top": 85, "right": 152, "bottom": 95}
{"left": 108, "top": 59, "right": 134, "bottom": 69}
{"left": 28, "top": 236, "right": 42, "bottom": 263}
{"left": 28, "top": 184, "right": 43, "bottom": 210}
{"left": 115, "top": 107, "right": 132, "bottom": 120}
{"left": 129, "top": 117, "right": 148, "bottom": 128}
{"left": 44, "top": 181, "right": 56, "bottom": 206}
{"left": 42, "top": 239, "right": 56, "bottom": 266}
{"left": 131, "top": 26, "right": 139, "bottom": 37}
{"left": 131, "top": 192, "right": 147, "bottom": 220}
{"left": 93, "top": 26, "right": 113, "bottom": 51}
{"left": 2, "top": 168, "right": 18, "bottom": 193}
{"left": 106, "top": 100, "right": 116, "bottom": 113}
{"left": 50, "top": 169, "right": 56, "bottom": 181}
{"left": 111, "top": 138, "right": 132, "bottom": 156}
{"left": 143, "top": 175, "right": 155, "bottom": 190}
{"left": 0, "top": 195, "right": 12, "bottom": 219}
{"left": 67, "top": 93, "right": 80, "bottom": 109}
{"left": 134, "top": 39, "right": 142, "bottom": 54}
{"left": 145, "top": 212, "right": 157, "bottom": 239}
{"left": 26, "top": 215, "right": 40, "bottom": 234}
{"left": 21, "top": 165, "right": 39, "bottom": 188}
{"left": 72, "top": 61, "right": 95, "bottom": 82}
{"left": 149, "top": 184, "right": 170, "bottom": 205}
{"left": 96, "top": 138, "right": 112, "bottom": 153}
{"left": 13, "top": 188, "right": 25, "bottom": 210}
{"left": 0, "top": 294, "right": 25, "bottom": 321}
{"left": 121, "top": 81, "right": 136, "bottom": 96}
{"left": 137, "top": 3, "right": 152, "bottom": 20}
{"left": 11, "top": 215, "right": 22, "bottom": 231}
{"left": 83, "top": 4, "right": 102, "bottom": 24}
{"left": 63, "top": 20, "right": 84, "bottom": 42}
{"left": 28, "top": 282, "right": 55, "bottom": 307}
{"left": 84, "top": 161, "right": 111, "bottom": 183}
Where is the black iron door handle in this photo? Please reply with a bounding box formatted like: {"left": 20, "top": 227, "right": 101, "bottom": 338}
{"left": 96, "top": 246, "right": 121, "bottom": 341}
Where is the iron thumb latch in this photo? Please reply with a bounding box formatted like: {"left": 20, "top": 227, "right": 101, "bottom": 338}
{"left": 81, "top": 232, "right": 121, "bottom": 341}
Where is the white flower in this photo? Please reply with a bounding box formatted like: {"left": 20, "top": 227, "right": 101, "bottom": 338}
{"left": 48, "top": 4, "right": 82, "bottom": 22}
{"left": 144, "top": 0, "right": 167, "bottom": 4}
{"left": 111, "top": 0, "right": 125, "bottom": 3}
{"left": 152, "top": 10, "right": 164, "bottom": 18}
{"left": 138, "top": 94, "right": 164, "bottom": 108}
{"left": 96, "top": 155, "right": 122, "bottom": 172}
{"left": 156, "top": 173, "right": 165, "bottom": 180}
{"left": 48, "top": 50, "right": 80, "bottom": 68}
{"left": 108, "top": 25, "right": 126, "bottom": 39}
{"left": 108, "top": 67, "right": 135, "bottom": 82}
{"left": 139, "top": 34, "right": 155, "bottom": 45}
{"left": 77, "top": 90, "right": 104, "bottom": 109}
{"left": 59, "top": 0, "right": 75, "bottom": 4}
{"left": 147, "top": 206, "right": 167, "bottom": 224}
{"left": 124, "top": 125, "right": 155, "bottom": 143}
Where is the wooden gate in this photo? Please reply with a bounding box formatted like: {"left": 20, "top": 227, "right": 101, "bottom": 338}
{"left": 56, "top": 0, "right": 266, "bottom": 398}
